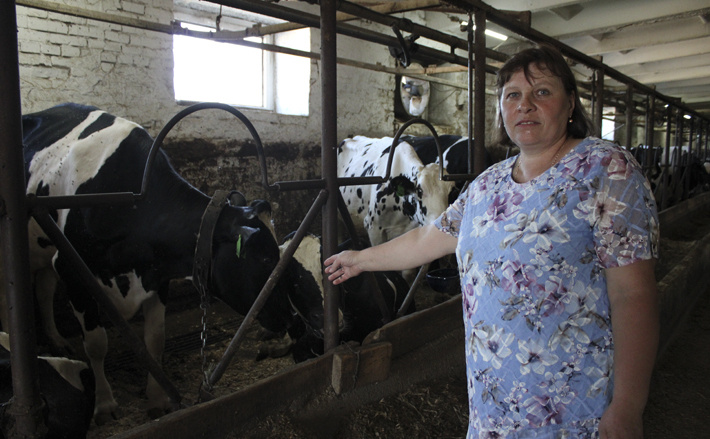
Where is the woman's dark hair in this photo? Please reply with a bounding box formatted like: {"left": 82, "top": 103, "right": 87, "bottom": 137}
{"left": 493, "top": 44, "right": 596, "bottom": 147}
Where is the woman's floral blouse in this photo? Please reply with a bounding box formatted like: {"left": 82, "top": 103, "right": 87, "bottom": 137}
{"left": 434, "top": 137, "right": 659, "bottom": 438}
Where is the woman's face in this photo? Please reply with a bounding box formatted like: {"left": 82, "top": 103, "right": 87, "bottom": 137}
{"left": 500, "top": 64, "right": 575, "bottom": 151}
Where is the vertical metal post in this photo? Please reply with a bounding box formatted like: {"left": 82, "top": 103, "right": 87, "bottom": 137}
{"left": 644, "top": 94, "right": 655, "bottom": 170}
{"left": 625, "top": 85, "right": 634, "bottom": 148}
{"left": 473, "top": 9, "right": 486, "bottom": 175}
{"left": 704, "top": 121, "right": 709, "bottom": 160}
{"left": 593, "top": 67, "right": 604, "bottom": 137}
{"left": 661, "top": 106, "right": 672, "bottom": 210}
{"left": 0, "top": 2, "right": 46, "bottom": 437}
{"left": 320, "top": 0, "right": 340, "bottom": 352}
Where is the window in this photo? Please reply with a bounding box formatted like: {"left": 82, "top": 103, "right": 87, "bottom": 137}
{"left": 601, "top": 107, "right": 616, "bottom": 141}
{"left": 173, "top": 23, "right": 310, "bottom": 115}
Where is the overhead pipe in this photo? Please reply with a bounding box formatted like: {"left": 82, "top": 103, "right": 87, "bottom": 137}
{"left": 207, "top": 0, "right": 497, "bottom": 74}
{"left": 334, "top": 0, "right": 508, "bottom": 63}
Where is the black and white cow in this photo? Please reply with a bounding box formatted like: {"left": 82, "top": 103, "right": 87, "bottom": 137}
{"left": 0, "top": 332, "right": 95, "bottom": 439}
{"left": 0, "top": 265, "right": 71, "bottom": 357}
{"left": 275, "top": 234, "right": 412, "bottom": 363}
{"left": 20, "top": 103, "right": 313, "bottom": 423}
{"left": 337, "top": 135, "right": 492, "bottom": 282}
{"left": 337, "top": 135, "right": 457, "bottom": 249}
{"left": 404, "top": 134, "right": 494, "bottom": 194}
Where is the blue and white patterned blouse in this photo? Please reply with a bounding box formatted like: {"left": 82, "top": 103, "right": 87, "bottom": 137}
{"left": 434, "top": 137, "right": 659, "bottom": 438}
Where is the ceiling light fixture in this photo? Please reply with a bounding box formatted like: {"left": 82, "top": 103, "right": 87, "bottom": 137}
{"left": 460, "top": 22, "right": 508, "bottom": 41}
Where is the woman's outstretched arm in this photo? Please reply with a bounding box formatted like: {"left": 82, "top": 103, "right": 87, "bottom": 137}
{"left": 324, "top": 224, "right": 457, "bottom": 285}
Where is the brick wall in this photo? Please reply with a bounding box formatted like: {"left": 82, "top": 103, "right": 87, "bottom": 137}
{"left": 13, "top": 1, "right": 499, "bottom": 237}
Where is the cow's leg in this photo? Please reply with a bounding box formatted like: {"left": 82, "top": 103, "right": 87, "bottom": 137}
{"left": 141, "top": 292, "right": 170, "bottom": 418}
{"left": 34, "top": 267, "right": 73, "bottom": 356}
{"left": 81, "top": 322, "right": 118, "bottom": 425}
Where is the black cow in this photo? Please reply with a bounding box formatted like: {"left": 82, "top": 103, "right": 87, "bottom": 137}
{"left": 20, "top": 103, "right": 313, "bottom": 423}
{"left": 0, "top": 332, "right": 95, "bottom": 439}
{"left": 276, "top": 235, "right": 413, "bottom": 362}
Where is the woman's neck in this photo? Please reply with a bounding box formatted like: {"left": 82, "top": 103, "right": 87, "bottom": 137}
{"left": 513, "top": 136, "right": 580, "bottom": 183}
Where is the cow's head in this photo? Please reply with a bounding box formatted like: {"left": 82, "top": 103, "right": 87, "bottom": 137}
{"left": 384, "top": 164, "right": 455, "bottom": 227}
{"left": 209, "top": 201, "right": 293, "bottom": 333}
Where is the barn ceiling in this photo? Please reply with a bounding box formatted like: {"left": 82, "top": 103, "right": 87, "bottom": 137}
{"left": 381, "top": 0, "right": 710, "bottom": 119}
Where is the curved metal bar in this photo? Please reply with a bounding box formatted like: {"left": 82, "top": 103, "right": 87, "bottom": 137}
{"left": 391, "top": 25, "right": 411, "bottom": 67}
{"left": 391, "top": 117, "right": 444, "bottom": 178}
{"left": 138, "top": 102, "right": 272, "bottom": 199}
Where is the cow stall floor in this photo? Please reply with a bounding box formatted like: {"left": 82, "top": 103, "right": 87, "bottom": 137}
{"left": 77, "top": 280, "right": 457, "bottom": 439}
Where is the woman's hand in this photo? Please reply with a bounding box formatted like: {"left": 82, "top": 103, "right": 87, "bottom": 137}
{"left": 324, "top": 250, "right": 363, "bottom": 285}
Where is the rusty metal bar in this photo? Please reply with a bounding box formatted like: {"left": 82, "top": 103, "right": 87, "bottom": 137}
{"left": 646, "top": 95, "right": 655, "bottom": 148}
{"left": 321, "top": 0, "right": 340, "bottom": 353}
{"left": 32, "top": 209, "right": 182, "bottom": 408}
{"left": 0, "top": 2, "right": 45, "bottom": 437}
{"left": 396, "top": 263, "right": 429, "bottom": 318}
{"left": 625, "top": 85, "right": 634, "bottom": 147}
{"left": 660, "top": 107, "right": 673, "bottom": 210}
{"left": 473, "top": 9, "right": 487, "bottom": 175}
{"left": 206, "top": 189, "right": 329, "bottom": 388}
{"left": 466, "top": 13, "right": 474, "bottom": 174}
{"left": 29, "top": 192, "right": 136, "bottom": 210}
{"left": 142, "top": 102, "right": 271, "bottom": 195}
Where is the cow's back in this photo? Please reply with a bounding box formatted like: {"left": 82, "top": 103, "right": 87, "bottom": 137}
{"left": 24, "top": 103, "right": 147, "bottom": 200}
{"left": 337, "top": 136, "right": 395, "bottom": 237}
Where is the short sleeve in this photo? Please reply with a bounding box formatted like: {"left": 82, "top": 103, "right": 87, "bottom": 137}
{"left": 434, "top": 183, "right": 470, "bottom": 238}
{"left": 583, "top": 149, "right": 660, "bottom": 268}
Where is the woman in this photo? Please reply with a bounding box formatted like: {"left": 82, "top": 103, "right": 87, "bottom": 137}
{"left": 325, "top": 44, "right": 659, "bottom": 438}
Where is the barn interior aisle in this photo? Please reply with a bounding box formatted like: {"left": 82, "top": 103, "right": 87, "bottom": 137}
{"left": 644, "top": 281, "right": 710, "bottom": 438}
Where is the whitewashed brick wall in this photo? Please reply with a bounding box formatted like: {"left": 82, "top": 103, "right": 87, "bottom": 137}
{"left": 13, "top": 1, "right": 498, "bottom": 236}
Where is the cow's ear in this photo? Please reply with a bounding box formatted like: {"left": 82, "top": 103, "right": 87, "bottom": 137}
{"left": 235, "top": 226, "right": 259, "bottom": 258}
{"left": 244, "top": 199, "right": 272, "bottom": 220}
{"left": 389, "top": 176, "right": 416, "bottom": 197}
{"left": 228, "top": 191, "right": 247, "bottom": 206}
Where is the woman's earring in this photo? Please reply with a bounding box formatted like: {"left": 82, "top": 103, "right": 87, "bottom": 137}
{"left": 568, "top": 117, "right": 573, "bottom": 123}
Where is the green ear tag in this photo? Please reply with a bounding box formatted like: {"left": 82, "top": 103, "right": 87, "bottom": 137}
{"left": 236, "top": 235, "right": 243, "bottom": 258}
{"left": 396, "top": 184, "right": 405, "bottom": 197}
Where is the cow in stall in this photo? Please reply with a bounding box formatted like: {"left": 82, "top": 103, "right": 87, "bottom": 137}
{"left": 258, "top": 234, "right": 412, "bottom": 363}
{"left": 338, "top": 135, "right": 456, "bottom": 249}
{"left": 404, "top": 134, "right": 493, "bottom": 194}
{"left": 0, "top": 265, "right": 71, "bottom": 357}
{"left": 337, "top": 135, "right": 492, "bottom": 282}
{"left": 19, "top": 103, "right": 322, "bottom": 424}
{"left": 0, "top": 332, "right": 94, "bottom": 439}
